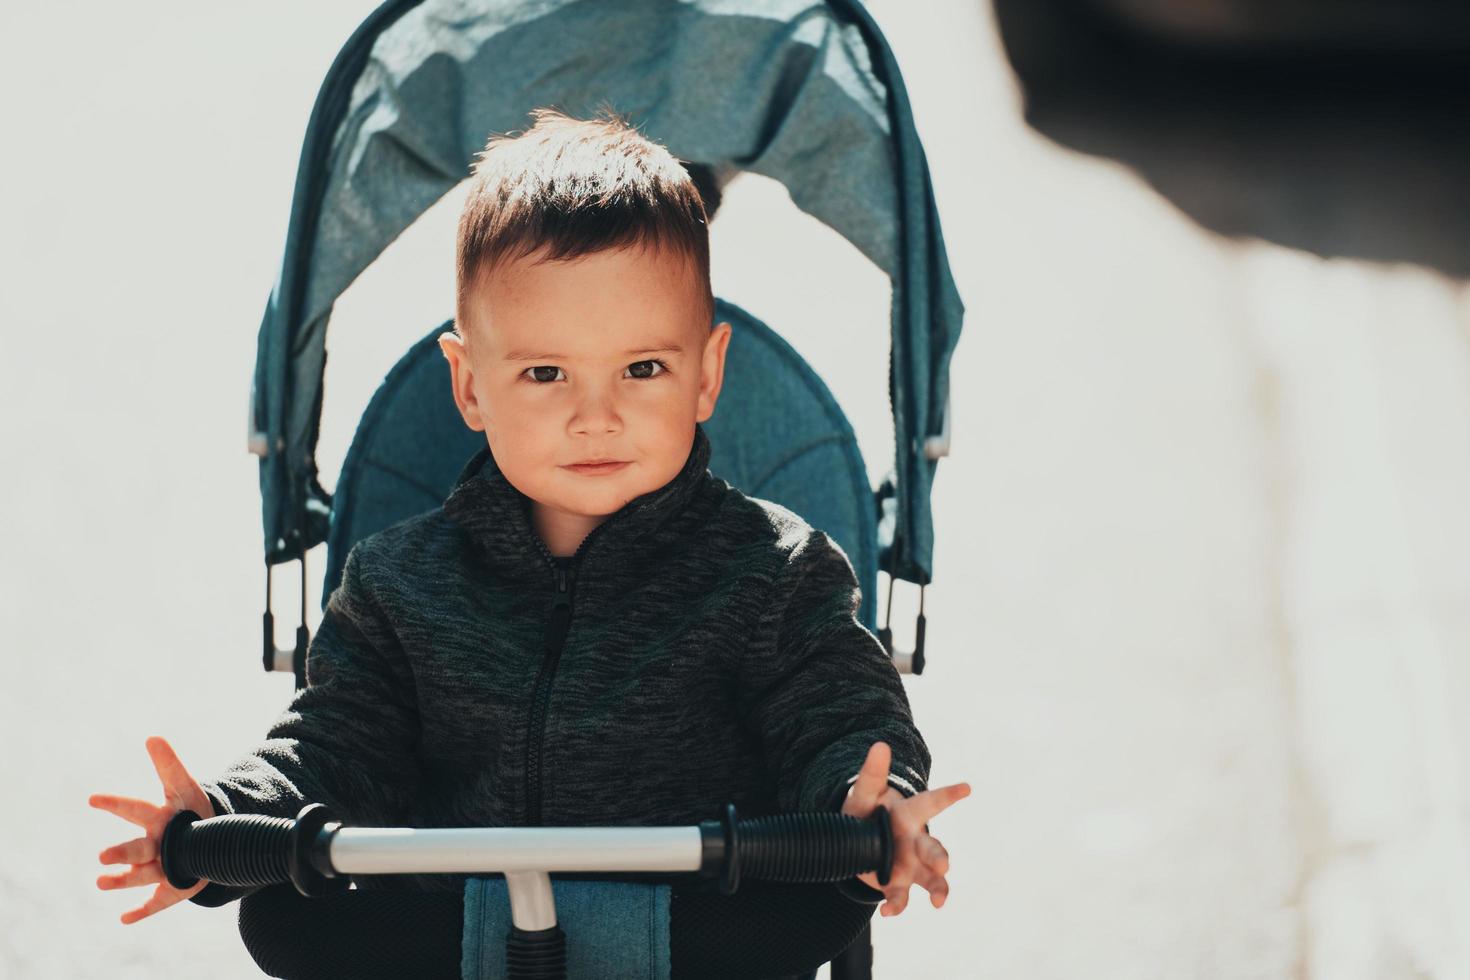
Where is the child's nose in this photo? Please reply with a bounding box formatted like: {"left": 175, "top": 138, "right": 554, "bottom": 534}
{"left": 569, "top": 384, "right": 622, "bottom": 433}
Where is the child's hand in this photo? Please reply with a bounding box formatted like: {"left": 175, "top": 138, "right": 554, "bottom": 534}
{"left": 840, "top": 741, "right": 971, "bottom": 918}
{"left": 89, "top": 736, "right": 216, "bottom": 924}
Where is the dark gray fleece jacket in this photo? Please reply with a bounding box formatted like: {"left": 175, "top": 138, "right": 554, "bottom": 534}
{"left": 192, "top": 422, "right": 929, "bottom": 907}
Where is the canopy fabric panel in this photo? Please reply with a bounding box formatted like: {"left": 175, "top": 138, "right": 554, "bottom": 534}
{"left": 252, "top": 0, "right": 963, "bottom": 584}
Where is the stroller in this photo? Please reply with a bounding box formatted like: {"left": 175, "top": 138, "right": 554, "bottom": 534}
{"left": 241, "top": 0, "right": 964, "bottom": 976}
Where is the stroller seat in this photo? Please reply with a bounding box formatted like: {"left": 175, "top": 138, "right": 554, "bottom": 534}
{"left": 324, "top": 299, "right": 878, "bottom": 632}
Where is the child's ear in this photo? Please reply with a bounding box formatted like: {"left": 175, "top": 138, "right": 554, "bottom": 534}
{"left": 695, "top": 320, "right": 733, "bottom": 423}
{"left": 438, "top": 329, "right": 488, "bottom": 432}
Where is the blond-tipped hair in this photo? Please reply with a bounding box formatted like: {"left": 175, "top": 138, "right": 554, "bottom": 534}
{"left": 455, "top": 106, "right": 713, "bottom": 334}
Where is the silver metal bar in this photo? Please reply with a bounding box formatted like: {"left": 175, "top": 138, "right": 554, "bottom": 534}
{"left": 328, "top": 826, "right": 704, "bottom": 876}
{"left": 505, "top": 871, "right": 556, "bottom": 931}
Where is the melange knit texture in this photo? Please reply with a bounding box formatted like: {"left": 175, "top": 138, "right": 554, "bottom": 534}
{"left": 193, "top": 423, "right": 929, "bottom": 912}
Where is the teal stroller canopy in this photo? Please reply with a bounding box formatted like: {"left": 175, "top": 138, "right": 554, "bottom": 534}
{"left": 249, "top": 0, "right": 964, "bottom": 586}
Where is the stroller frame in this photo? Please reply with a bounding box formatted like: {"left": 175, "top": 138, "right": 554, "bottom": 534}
{"left": 241, "top": 1, "right": 965, "bottom": 976}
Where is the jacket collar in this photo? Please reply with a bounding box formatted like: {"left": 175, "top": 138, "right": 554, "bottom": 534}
{"left": 442, "top": 423, "right": 713, "bottom": 581}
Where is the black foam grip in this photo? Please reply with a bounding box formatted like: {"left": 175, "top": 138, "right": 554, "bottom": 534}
{"left": 162, "top": 809, "right": 293, "bottom": 890}
{"left": 738, "top": 809, "right": 892, "bottom": 886}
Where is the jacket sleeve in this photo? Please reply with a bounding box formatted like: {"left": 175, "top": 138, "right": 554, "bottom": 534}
{"left": 189, "top": 544, "right": 423, "bottom": 907}
{"left": 737, "top": 528, "right": 931, "bottom": 904}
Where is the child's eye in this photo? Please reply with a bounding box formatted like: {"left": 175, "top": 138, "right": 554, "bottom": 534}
{"left": 625, "top": 359, "right": 669, "bottom": 380}
{"left": 524, "top": 366, "right": 565, "bottom": 384}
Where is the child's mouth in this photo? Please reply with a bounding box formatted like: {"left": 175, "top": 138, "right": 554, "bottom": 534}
{"left": 564, "top": 461, "right": 630, "bottom": 476}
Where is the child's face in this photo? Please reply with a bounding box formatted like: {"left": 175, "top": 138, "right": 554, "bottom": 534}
{"left": 439, "top": 243, "right": 731, "bottom": 528}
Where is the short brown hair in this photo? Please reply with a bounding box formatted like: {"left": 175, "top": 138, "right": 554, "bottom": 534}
{"left": 455, "top": 106, "right": 714, "bottom": 335}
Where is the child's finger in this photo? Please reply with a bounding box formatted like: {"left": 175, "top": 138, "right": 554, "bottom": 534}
{"left": 100, "top": 836, "right": 156, "bottom": 868}
{"left": 842, "top": 741, "right": 893, "bottom": 816}
{"left": 120, "top": 882, "right": 187, "bottom": 926}
{"left": 880, "top": 848, "right": 918, "bottom": 903}
{"left": 918, "top": 835, "right": 950, "bottom": 876}
{"left": 879, "top": 883, "right": 911, "bottom": 917}
{"left": 913, "top": 865, "right": 949, "bottom": 908}
{"left": 908, "top": 781, "right": 971, "bottom": 826}
{"left": 145, "top": 736, "right": 199, "bottom": 811}
{"left": 97, "top": 860, "right": 163, "bottom": 891}
{"left": 88, "top": 794, "right": 158, "bottom": 829}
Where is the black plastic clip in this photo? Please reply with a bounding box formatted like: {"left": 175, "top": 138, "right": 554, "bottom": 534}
{"left": 877, "top": 575, "right": 926, "bottom": 675}
{"left": 263, "top": 548, "right": 311, "bottom": 690}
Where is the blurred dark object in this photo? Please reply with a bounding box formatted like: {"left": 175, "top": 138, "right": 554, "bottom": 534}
{"left": 1071, "top": 1, "right": 1470, "bottom": 50}
{"left": 992, "top": 0, "right": 1470, "bottom": 276}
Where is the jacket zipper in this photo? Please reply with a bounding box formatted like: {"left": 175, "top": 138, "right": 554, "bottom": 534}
{"left": 524, "top": 560, "right": 572, "bottom": 827}
{"left": 521, "top": 514, "right": 625, "bottom": 827}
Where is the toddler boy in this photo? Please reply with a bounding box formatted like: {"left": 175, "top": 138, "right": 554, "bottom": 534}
{"left": 91, "top": 108, "right": 969, "bottom": 973}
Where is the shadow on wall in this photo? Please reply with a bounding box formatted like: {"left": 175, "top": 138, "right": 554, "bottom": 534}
{"left": 990, "top": 0, "right": 1470, "bottom": 278}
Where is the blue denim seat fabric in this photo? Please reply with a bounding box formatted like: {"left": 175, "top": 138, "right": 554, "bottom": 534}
{"left": 462, "top": 877, "right": 672, "bottom": 980}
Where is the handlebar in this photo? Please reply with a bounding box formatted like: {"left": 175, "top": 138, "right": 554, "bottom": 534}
{"left": 160, "top": 802, "right": 893, "bottom": 898}
{"left": 163, "top": 803, "right": 891, "bottom": 980}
